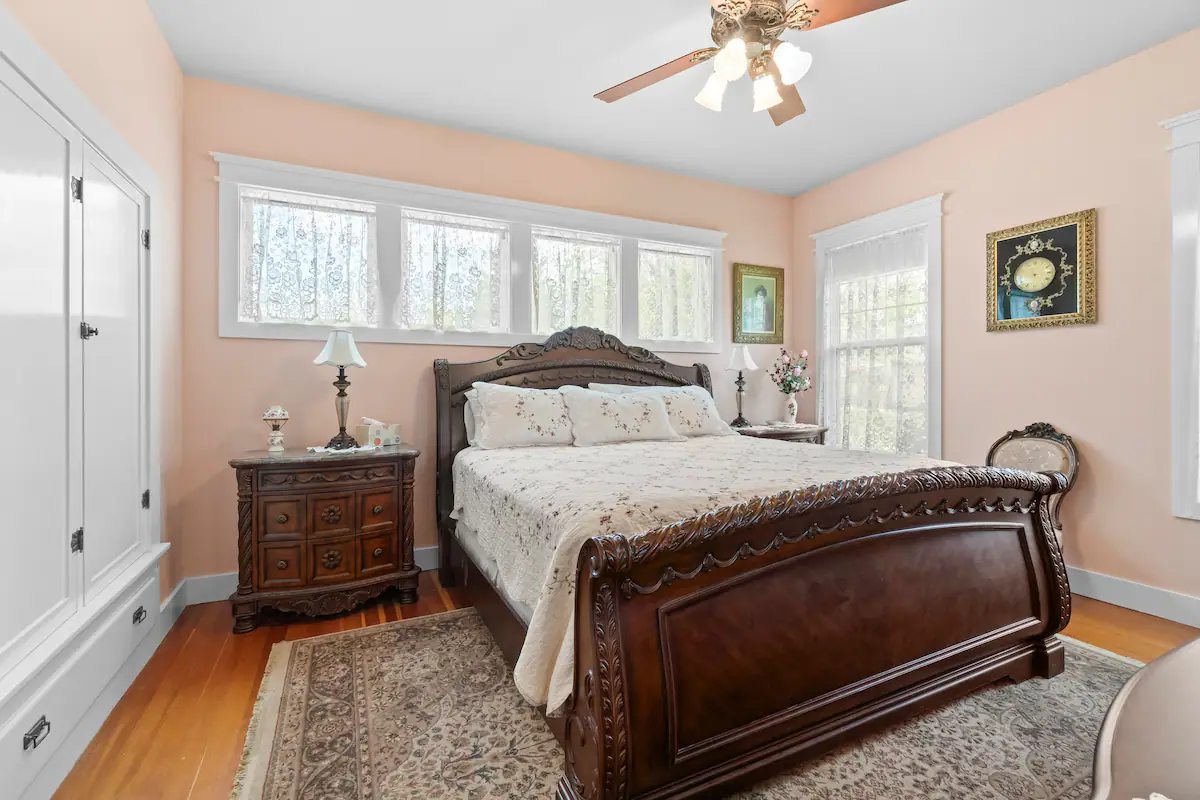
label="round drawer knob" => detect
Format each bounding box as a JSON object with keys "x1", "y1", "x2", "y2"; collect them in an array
[
  {"x1": 373, "y1": 505, "x2": 383, "y2": 515},
  {"x1": 373, "y1": 547, "x2": 384, "y2": 558},
  {"x1": 275, "y1": 513, "x2": 288, "y2": 524},
  {"x1": 276, "y1": 560, "x2": 287, "y2": 569}
]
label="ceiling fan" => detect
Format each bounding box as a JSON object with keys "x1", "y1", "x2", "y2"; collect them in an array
[{"x1": 595, "y1": 0, "x2": 907, "y2": 126}]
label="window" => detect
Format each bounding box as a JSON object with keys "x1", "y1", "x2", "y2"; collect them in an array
[
  {"x1": 638, "y1": 241, "x2": 714, "y2": 343},
  {"x1": 217, "y1": 154, "x2": 725, "y2": 351},
  {"x1": 1165, "y1": 110, "x2": 1200, "y2": 519},
  {"x1": 397, "y1": 209, "x2": 509, "y2": 333},
  {"x1": 813, "y1": 196, "x2": 943, "y2": 457},
  {"x1": 238, "y1": 187, "x2": 378, "y2": 326},
  {"x1": 532, "y1": 227, "x2": 619, "y2": 334}
]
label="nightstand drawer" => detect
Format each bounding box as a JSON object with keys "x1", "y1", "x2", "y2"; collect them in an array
[
  {"x1": 308, "y1": 491, "x2": 355, "y2": 538},
  {"x1": 309, "y1": 536, "x2": 356, "y2": 584},
  {"x1": 358, "y1": 487, "x2": 398, "y2": 533},
  {"x1": 259, "y1": 542, "x2": 304, "y2": 589},
  {"x1": 260, "y1": 496, "x2": 305, "y2": 540},
  {"x1": 358, "y1": 530, "x2": 398, "y2": 578}
]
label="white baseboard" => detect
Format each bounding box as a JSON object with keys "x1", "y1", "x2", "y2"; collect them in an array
[
  {"x1": 1067, "y1": 566, "x2": 1200, "y2": 629},
  {"x1": 176, "y1": 546, "x2": 441, "y2": 608},
  {"x1": 20, "y1": 579, "x2": 187, "y2": 800}
]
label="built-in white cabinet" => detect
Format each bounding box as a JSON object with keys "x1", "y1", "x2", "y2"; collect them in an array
[{"x1": 0, "y1": 29, "x2": 158, "y2": 800}]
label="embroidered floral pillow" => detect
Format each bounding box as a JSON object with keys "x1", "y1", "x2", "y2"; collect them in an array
[
  {"x1": 588, "y1": 384, "x2": 734, "y2": 438},
  {"x1": 471, "y1": 382, "x2": 574, "y2": 449},
  {"x1": 561, "y1": 386, "x2": 684, "y2": 447}
]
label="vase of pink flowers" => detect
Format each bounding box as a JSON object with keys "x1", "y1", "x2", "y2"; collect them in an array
[{"x1": 769, "y1": 348, "x2": 812, "y2": 424}]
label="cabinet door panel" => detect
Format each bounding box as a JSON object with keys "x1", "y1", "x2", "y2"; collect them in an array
[
  {"x1": 0, "y1": 65, "x2": 82, "y2": 676},
  {"x1": 82, "y1": 146, "x2": 146, "y2": 601}
]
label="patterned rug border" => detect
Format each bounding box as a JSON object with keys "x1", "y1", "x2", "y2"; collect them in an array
[
  {"x1": 228, "y1": 619, "x2": 1144, "y2": 800},
  {"x1": 230, "y1": 608, "x2": 479, "y2": 800}
]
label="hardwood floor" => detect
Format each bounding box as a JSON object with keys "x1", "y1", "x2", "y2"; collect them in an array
[{"x1": 52, "y1": 579, "x2": 1196, "y2": 800}]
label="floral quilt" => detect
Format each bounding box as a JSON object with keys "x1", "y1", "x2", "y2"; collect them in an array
[{"x1": 451, "y1": 435, "x2": 952, "y2": 712}]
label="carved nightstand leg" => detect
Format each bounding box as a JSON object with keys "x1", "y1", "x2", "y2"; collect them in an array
[
  {"x1": 397, "y1": 585, "x2": 418, "y2": 604},
  {"x1": 231, "y1": 598, "x2": 259, "y2": 634}
]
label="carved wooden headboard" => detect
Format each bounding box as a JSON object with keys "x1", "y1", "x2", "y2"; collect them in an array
[{"x1": 433, "y1": 326, "x2": 712, "y2": 532}]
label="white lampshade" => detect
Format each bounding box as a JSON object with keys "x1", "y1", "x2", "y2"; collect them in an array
[
  {"x1": 713, "y1": 38, "x2": 748, "y2": 82},
  {"x1": 772, "y1": 42, "x2": 813, "y2": 85},
  {"x1": 694, "y1": 71, "x2": 728, "y2": 112},
  {"x1": 313, "y1": 328, "x2": 366, "y2": 368},
  {"x1": 726, "y1": 346, "x2": 759, "y2": 372},
  {"x1": 752, "y1": 73, "x2": 784, "y2": 112}
]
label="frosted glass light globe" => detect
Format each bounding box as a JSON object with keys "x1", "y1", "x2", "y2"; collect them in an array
[
  {"x1": 752, "y1": 74, "x2": 783, "y2": 112},
  {"x1": 694, "y1": 71, "x2": 728, "y2": 112},
  {"x1": 772, "y1": 42, "x2": 813, "y2": 85},
  {"x1": 713, "y1": 38, "x2": 748, "y2": 82}
]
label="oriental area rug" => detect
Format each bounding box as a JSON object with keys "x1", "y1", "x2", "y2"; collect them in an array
[{"x1": 232, "y1": 608, "x2": 1137, "y2": 800}]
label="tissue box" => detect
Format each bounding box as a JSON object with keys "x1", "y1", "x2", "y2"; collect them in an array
[{"x1": 355, "y1": 423, "x2": 401, "y2": 447}]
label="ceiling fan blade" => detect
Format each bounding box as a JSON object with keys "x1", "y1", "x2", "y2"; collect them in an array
[
  {"x1": 769, "y1": 83, "x2": 807, "y2": 126},
  {"x1": 594, "y1": 48, "x2": 719, "y2": 103},
  {"x1": 765, "y1": 62, "x2": 806, "y2": 126},
  {"x1": 786, "y1": 0, "x2": 907, "y2": 31}
]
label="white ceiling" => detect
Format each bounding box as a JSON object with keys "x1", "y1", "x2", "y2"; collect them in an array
[{"x1": 148, "y1": 0, "x2": 1200, "y2": 196}]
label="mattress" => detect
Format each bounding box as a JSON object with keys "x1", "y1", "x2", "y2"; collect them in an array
[{"x1": 451, "y1": 435, "x2": 952, "y2": 713}]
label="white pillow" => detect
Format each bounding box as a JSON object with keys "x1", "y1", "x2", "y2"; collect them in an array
[
  {"x1": 560, "y1": 386, "x2": 685, "y2": 447},
  {"x1": 471, "y1": 382, "x2": 574, "y2": 449},
  {"x1": 587, "y1": 383, "x2": 734, "y2": 438},
  {"x1": 463, "y1": 389, "x2": 481, "y2": 446}
]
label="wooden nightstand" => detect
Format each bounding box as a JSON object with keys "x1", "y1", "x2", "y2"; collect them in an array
[
  {"x1": 736, "y1": 423, "x2": 828, "y2": 445},
  {"x1": 228, "y1": 445, "x2": 420, "y2": 633}
]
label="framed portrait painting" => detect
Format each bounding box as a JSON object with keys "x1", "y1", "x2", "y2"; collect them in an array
[
  {"x1": 733, "y1": 263, "x2": 785, "y2": 345},
  {"x1": 986, "y1": 209, "x2": 1096, "y2": 332}
]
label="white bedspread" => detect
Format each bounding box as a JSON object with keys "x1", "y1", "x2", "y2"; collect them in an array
[{"x1": 451, "y1": 435, "x2": 952, "y2": 713}]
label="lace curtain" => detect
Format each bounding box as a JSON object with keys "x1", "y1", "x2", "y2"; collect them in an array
[
  {"x1": 532, "y1": 227, "x2": 619, "y2": 334},
  {"x1": 638, "y1": 242, "x2": 713, "y2": 342},
  {"x1": 238, "y1": 187, "x2": 378, "y2": 326},
  {"x1": 396, "y1": 209, "x2": 509, "y2": 332},
  {"x1": 821, "y1": 225, "x2": 930, "y2": 455}
]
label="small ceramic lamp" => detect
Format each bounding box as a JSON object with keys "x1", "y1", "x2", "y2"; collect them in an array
[{"x1": 262, "y1": 406, "x2": 290, "y2": 453}]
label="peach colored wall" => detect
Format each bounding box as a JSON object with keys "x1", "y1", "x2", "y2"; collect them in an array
[
  {"x1": 6, "y1": 0, "x2": 186, "y2": 597},
  {"x1": 792, "y1": 28, "x2": 1200, "y2": 599},
  {"x1": 180, "y1": 77, "x2": 795, "y2": 579}
]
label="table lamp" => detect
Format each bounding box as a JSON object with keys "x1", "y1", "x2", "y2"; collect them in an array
[
  {"x1": 314, "y1": 329, "x2": 367, "y2": 449},
  {"x1": 726, "y1": 346, "x2": 759, "y2": 428}
]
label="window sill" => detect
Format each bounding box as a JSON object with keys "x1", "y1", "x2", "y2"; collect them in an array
[{"x1": 220, "y1": 320, "x2": 722, "y2": 354}]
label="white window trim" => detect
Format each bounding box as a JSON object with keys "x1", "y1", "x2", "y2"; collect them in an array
[
  {"x1": 215, "y1": 153, "x2": 726, "y2": 353},
  {"x1": 810, "y1": 194, "x2": 944, "y2": 458},
  {"x1": 1164, "y1": 110, "x2": 1200, "y2": 520}
]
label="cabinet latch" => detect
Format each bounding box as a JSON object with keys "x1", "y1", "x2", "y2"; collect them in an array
[
  {"x1": 70, "y1": 528, "x2": 83, "y2": 553},
  {"x1": 23, "y1": 716, "x2": 51, "y2": 750}
]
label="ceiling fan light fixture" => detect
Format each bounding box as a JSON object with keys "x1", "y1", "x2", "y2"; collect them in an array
[
  {"x1": 713, "y1": 37, "x2": 748, "y2": 82},
  {"x1": 694, "y1": 71, "x2": 728, "y2": 112},
  {"x1": 772, "y1": 42, "x2": 813, "y2": 85},
  {"x1": 752, "y1": 73, "x2": 783, "y2": 112}
]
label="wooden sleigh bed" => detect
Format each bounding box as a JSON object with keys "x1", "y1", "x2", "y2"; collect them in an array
[{"x1": 434, "y1": 327, "x2": 1071, "y2": 800}]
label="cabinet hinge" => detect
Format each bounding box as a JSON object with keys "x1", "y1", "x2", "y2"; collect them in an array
[
  {"x1": 70, "y1": 528, "x2": 83, "y2": 553},
  {"x1": 70, "y1": 177, "x2": 82, "y2": 202},
  {"x1": 141, "y1": 489, "x2": 150, "y2": 509},
  {"x1": 141, "y1": 229, "x2": 150, "y2": 250}
]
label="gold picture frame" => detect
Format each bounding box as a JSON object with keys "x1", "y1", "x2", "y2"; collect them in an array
[
  {"x1": 986, "y1": 209, "x2": 1096, "y2": 332},
  {"x1": 733, "y1": 263, "x2": 785, "y2": 345}
]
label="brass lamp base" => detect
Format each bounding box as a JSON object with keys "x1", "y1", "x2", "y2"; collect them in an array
[{"x1": 326, "y1": 367, "x2": 359, "y2": 450}]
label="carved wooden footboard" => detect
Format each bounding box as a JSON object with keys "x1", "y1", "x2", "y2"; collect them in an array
[{"x1": 557, "y1": 466, "x2": 1070, "y2": 800}]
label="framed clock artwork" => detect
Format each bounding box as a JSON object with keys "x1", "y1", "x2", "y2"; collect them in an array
[{"x1": 986, "y1": 209, "x2": 1097, "y2": 332}]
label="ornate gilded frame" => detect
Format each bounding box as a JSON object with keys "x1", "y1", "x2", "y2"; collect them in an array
[
  {"x1": 986, "y1": 209, "x2": 1096, "y2": 332},
  {"x1": 733, "y1": 262, "x2": 785, "y2": 344}
]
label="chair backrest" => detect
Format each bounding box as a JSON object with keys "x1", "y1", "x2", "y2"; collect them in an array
[{"x1": 986, "y1": 422, "x2": 1078, "y2": 530}]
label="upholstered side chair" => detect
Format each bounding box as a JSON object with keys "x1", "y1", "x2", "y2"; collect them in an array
[{"x1": 986, "y1": 422, "x2": 1078, "y2": 534}]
